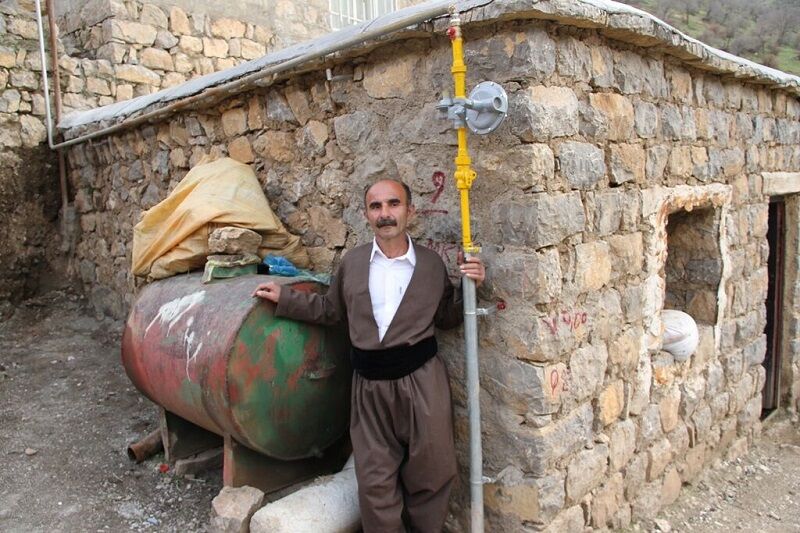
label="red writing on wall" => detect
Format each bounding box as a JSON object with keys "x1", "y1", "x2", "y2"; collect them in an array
[
  {"x1": 425, "y1": 239, "x2": 460, "y2": 266},
  {"x1": 549, "y1": 367, "x2": 570, "y2": 396},
  {"x1": 542, "y1": 310, "x2": 589, "y2": 335}
]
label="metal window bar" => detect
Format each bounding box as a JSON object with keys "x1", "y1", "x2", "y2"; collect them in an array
[{"x1": 330, "y1": 0, "x2": 396, "y2": 29}]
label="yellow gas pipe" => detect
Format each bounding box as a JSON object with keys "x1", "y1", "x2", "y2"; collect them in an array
[
  {"x1": 448, "y1": 13, "x2": 479, "y2": 254},
  {"x1": 447, "y1": 8, "x2": 485, "y2": 532}
]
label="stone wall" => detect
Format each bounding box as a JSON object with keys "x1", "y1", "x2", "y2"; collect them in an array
[
  {"x1": 0, "y1": 0, "x2": 60, "y2": 305},
  {"x1": 61, "y1": 7, "x2": 800, "y2": 532},
  {"x1": 56, "y1": 0, "x2": 284, "y2": 111},
  {"x1": 54, "y1": 0, "x2": 427, "y2": 113}
]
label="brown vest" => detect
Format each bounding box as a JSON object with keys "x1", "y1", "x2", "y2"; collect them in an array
[{"x1": 275, "y1": 241, "x2": 463, "y2": 350}]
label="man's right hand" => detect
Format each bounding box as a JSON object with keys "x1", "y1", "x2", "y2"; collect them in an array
[{"x1": 252, "y1": 281, "x2": 281, "y2": 303}]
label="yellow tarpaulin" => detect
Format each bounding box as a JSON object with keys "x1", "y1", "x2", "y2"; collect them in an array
[{"x1": 132, "y1": 157, "x2": 309, "y2": 280}]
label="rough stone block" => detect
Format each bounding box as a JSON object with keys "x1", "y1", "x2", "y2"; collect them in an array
[
  {"x1": 631, "y1": 480, "x2": 661, "y2": 521},
  {"x1": 591, "y1": 46, "x2": 614, "y2": 88},
  {"x1": 104, "y1": 19, "x2": 158, "y2": 45},
  {"x1": 253, "y1": 131, "x2": 295, "y2": 162},
  {"x1": 495, "y1": 192, "x2": 585, "y2": 248},
  {"x1": 589, "y1": 93, "x2": 634, "y2": 140},
  {"x1": 475, "y1": 143, "x2": 554, "y2": 192},
  {"x1": 610, "y1": 143, "x2": 645, "y2": 185},
  {"x1": 209, "y1": 227, "x2": 262, "y2": 255},
  {"x1": 661, "y1": 466, "x2": 682, "y2": 507},
  {"x1": 591, "y1": 472, "x2": 624, "y2": 529},
  {"x1": 557, "y1": 36, "x2": 591, "y2": 81},
  {"x1": 591, "y1": 191, "x2": 620, "y2": 236},
  {"x1": 624, "y1": 451, "x2": 649, "y2": 500},
  {"x1": 492, "y1": 248, "x2": 561, "y2": 306},
  {"x1": 709, "y1": 147, "x2": 746, "y2": 179},
  {"x1": 8, "y1": 17, "x2": 38, "y2": 39},
  {"x1": 204, "y1": 37, "x2": 229, "y2": 58},
  {"x1": 558, "y1": 141, "x2": 606, "y2": 189},
  {"x1": 678, "y1": 443, "x2": 706, "y2": 483},
  {"x1": 647, "y1": 437, "x2": 673, "y2": 482},
  {"x1": 634, "y1": 100, "x2": 659, "y2": 138},
  {"x1": 0, "y1": 46, "x2": 16, "y2": 68},
  {"x1": 241, "y1": 39, "x2": 266, "y2": 60},
  {"x1": 609, "y1": 327, "x2": 642, "y2": 371},
  {"x1": 211, "y1": 18, "x2": 246, "y2": 39},
  {"x1": 659, "y1": 385, "x2": 681, "y2": 433},
  {"x1": 606, "y1": 232, "x2": 643, "y2": 278},
  {"x1": 285, "y1": 86, "x2": 312, "y2": 125},
  {"x1": 222, "y1": 108, "x2": 248, "y2": 137},
  {"x1": 668, "y1": 67, "x2": 693, "y2": 102},
  {"x1": 597, "y1": 380, "x2": 625, "y2": 427},
  {"x1": 154, "y1": 30, "x2": 179, "y2": 49},
  {"x1": 566, "y1": 444, "x2": 608, "y2": 503},
  {"x1": 609, "y1": 419, "x2": 636, "y2": 472},
  {"x1": 266, "y1": 91, "x2": 296, "y2": 123},
  {"x1": 542, "y1": 505, "x2": 585, "y2": 533},
  {"x1": 525, "y1": 403, "x2": 594, "y2": 476},
  {"x1": 140, "y1": 47, "x2": 174, "y2": 71},
  {"x1": 363, "y1": 54, "x2": 417, "y2": 99},
  {"x1": 568, "y1": 342, "x2": 608, "y2": 404},
  {"x1": 510, "y1": 86, "x2": 579, "y2": 141},
  {"x1": 646, "y1": 144, "x2": 670, "y2": 182},
  {"x1": 661, "y1": 104, "x2": 696, "y2": 141},
  {"x1": 170, "y1": 6, "x2": 192, "y2": 35},
  {"x1": 638, "y1": 404, "x2": 662, "y2": 450},
  {"x1": 210, "y1": 485, "x2": 264, "y2": 533},
  {"x1": 228, "y1": 137, "x2": 254, "y2": 163},
  {"x1": 115, "y1": 64, "x2": 160, "y2": 85},
  {"x1": 484, "y1": 469, "x2": 543, "y2": 524},
  {"x1": 19, "y1": 115, "x2": 46, "y2": 147},
  {"x1": 743, "y1": 335, "x2": 767, "y2": 367},
  {"x1": 141, "y1": 4, "x2": 168, "y2": 28},
  {"x1": 179, "y1": 35, "x2": 203, "y2": 53},
  {"x1": 86, "y1": 77, "x2": 111, "y2": 96},
  {"x1": 574, "y1": 241, "x2": 611, "y2": 292},
  {"x1": 668, "y1": 145, "x2": 692, "y2": 177},
  {"x1": 333, "y1": 111, "x2": 381, "y2": 154}
]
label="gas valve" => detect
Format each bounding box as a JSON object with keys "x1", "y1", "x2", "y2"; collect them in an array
[{"x1": 436, "y1": 81, "x2": 509, "y2": 134}]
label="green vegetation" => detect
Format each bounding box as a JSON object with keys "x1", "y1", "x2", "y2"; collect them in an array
[{"x1": 618, "y1": 0, "x2": 800, "y2": 76}]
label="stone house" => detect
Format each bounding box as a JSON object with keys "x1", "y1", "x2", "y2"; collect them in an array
[{"x1": 3, "y1": 0, "x2": 800, "y2": 529}]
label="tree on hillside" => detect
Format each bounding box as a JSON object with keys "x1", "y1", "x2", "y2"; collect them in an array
[{"x1": 619, "y1": 0, "x2": 800, "y2": 75}]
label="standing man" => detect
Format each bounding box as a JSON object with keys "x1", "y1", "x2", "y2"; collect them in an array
[{"x1": 253, "y1": 179, "x2": 485, "y2": 532}]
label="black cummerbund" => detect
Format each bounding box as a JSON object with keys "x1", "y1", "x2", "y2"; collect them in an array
[{"x1": 351, "y1": 336, "x2": 438, "y2": 380}]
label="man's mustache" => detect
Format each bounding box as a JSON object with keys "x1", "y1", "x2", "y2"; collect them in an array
[{"x1": 376, "y1": 218, "x2": 397, "y2": 228}]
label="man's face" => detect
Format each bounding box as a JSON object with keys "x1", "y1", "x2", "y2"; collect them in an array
[{"x1": 364, "y1": 180, "x2": 415, "y2": 241}]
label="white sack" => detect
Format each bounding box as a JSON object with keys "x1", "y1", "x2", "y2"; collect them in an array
[{"x1": 661, "y1": 309, "x2": 699, "y2": 361}]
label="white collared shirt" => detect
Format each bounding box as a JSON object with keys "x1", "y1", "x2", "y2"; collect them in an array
[{"x1": 369, "y1": 235, "x2": 416, "y2": 342}]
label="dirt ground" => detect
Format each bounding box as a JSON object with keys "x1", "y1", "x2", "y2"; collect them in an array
[
  {"x1": 638, "y1": 413, "x2": 800, "y2": 533},
  {"x1": 0, "y1": 290, "x2": 220, "y2": 532},
  {"x1": 1, "y1": 290, "x2": 799, "y2": 532}
]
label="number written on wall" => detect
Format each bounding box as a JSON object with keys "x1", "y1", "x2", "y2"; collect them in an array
[{"x1": 542, "y1": 310, "x2": 589, "y2": 336}]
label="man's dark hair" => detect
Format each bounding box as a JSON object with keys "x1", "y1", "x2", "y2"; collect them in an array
[{"x1": 363, "y1": 179, "x2": 413, "y2": 207}]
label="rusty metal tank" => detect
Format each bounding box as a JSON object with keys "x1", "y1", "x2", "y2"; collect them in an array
[{"x1": 121, "y1": 272, "x2": 351, "y2": 462}]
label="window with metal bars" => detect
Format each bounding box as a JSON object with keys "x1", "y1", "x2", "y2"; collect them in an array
[{"x1": 329, "y1": 0, "x2": 397, "y2": 30}]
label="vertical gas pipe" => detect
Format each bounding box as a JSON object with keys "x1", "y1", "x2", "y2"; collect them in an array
[{"x1": 446, "y1": 9, "x2": 484, "y2": 532}]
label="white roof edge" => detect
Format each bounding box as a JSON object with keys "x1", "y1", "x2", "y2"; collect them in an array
[{"x1": 60, "y1": 0, "x2": 800, "y2": 134}]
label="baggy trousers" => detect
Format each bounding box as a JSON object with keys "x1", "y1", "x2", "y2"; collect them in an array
[{"x1": 350, "y1": 355, "x2": 457, "y2": 533}]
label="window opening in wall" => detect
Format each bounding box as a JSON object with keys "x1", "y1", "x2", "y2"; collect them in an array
[
  {"x1": 664, "y1": 208, "x2": 723, "y2": 331},
  {"x1": 329, "y1": 0, "x2": 397, "y2": 30},
  {"x1": 762, "y1": 198, "x2": 785, "y2": 417}
]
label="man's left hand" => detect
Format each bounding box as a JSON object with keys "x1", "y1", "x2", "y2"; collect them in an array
[{"x1": 459, "y1": 255, "x2": 486, "y2": 288}]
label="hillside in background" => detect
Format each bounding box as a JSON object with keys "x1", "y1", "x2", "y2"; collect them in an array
[{"x1": 618, "y1": 0, "x2": 800, "y2": 75}]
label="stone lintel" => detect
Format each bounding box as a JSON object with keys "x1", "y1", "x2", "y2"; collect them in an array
[{"x1": 762, "y1": 172, "x2": 800, "y2": 196}]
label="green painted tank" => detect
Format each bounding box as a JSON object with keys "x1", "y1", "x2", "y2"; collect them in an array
[{"x1": 121, "y1": 272, "x2": 351, "y2": 461}]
